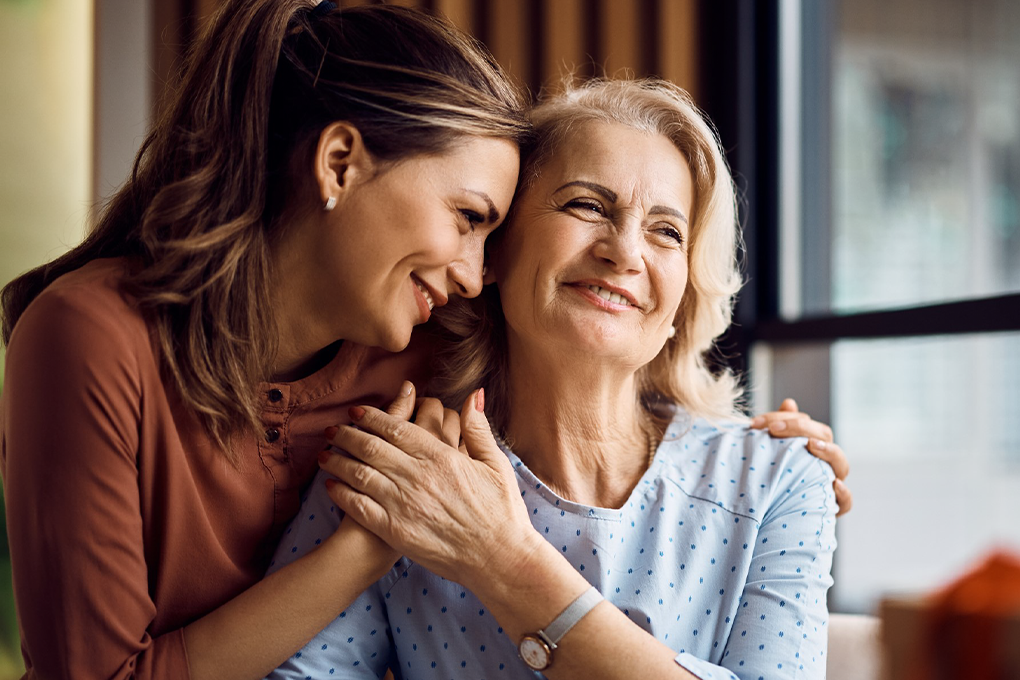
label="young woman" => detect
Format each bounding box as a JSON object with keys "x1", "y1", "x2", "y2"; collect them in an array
[{"x1": 0, "y1": 2, "x2": 526, "y2": 678}]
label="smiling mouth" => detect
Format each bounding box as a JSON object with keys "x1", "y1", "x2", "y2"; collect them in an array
[
  {"x1": 585, "y1": 284, "x2": 633, "y2": 307},
  {"x1": 414, "y1": 278, "x2": 435, "y2": 311}
]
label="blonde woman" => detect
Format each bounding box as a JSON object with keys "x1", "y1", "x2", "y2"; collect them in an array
[{"x1": 270, "y1": 79, "x2": 839, "y2": 679}]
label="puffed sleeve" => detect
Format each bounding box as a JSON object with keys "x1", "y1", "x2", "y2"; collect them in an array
[
  {"x1": 675, "y1": 442, "x2": 837, "y2": 680},
  {"x1": 1, "y1": 287, "x2": 191, "y2": 679},
  {"x1": 266, "y1": 469, "x2": 393, "y2": 679}
]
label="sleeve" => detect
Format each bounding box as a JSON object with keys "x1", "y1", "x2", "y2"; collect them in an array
[
  {"x1": 266, "y1": 470, "x2": 394, "y2": 679},
  {"x1": 674, "y1": 443, "x2": 837, "y2": 680},
  {"x1": 0, "y1": 289, "x2": 191, "y2": 679}
]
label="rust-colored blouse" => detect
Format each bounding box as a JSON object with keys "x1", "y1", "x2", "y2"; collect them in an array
[{"x1": 0, "y1": 258, "x2": 426, "y2": 679}]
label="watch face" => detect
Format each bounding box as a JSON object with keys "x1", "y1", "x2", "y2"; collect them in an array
[{"x1": 519, "y1": 635, "x2": 551, "y2": 670}]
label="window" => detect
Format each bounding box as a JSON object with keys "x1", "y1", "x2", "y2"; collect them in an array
[{"x1": 699, "y1": 0, "x2": 1020, "y2": 614}]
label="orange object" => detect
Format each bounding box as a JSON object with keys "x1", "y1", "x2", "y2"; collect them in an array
[{"x1": 882, "y1": 550, "x2": 1020, "y2": 680}]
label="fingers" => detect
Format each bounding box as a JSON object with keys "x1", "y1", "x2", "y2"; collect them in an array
[
  {"x1": 348, "y1": 404, "x2": 451, "y2": 461},
  {"x1": 807, "y1": 438, "x2": 849, "y2": 480},
  {"x1": 412, "y1": 398, "x2": 463, "y2": 448},
  {"x1": 779, "y1": 398, "x2": 799, "y2": 412},
  {"x1": 750, "y1": 411, "x2": 834, "y2": 442},
  {"x1": 385, "y1": 381, "x2": 416, "y2": 420},
  {"x1": 319, "y1": 447, "x2": 397, "y2": 502},
  {"x1": 458, "y1": 389, "x2": 504, "y2": 465},
  {"x1": 834, "y1": 479, "x2": 853, "y2": 517},
  {"x1": 324, "y1": 477, "x2": 391, "y2": 538}
]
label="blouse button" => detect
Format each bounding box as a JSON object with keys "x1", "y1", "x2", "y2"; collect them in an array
[
  {"x1": 268, "y1": 388, "x2": 284, "y2": 403},
  {"x1": 265, "y1": 428, "x2": 280, "y2": 443}
]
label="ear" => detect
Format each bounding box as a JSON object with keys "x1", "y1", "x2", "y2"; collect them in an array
[{"x1": 313, "y1": 121, "x2": 375, "y2": 206}]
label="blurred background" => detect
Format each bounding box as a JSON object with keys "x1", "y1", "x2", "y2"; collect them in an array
[{"x1": 1, "y1": 0, "x2": 1018, "y2": 675}]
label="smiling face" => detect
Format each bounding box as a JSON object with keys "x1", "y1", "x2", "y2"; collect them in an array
[
  {"x1": 493, "y1": 120, "x2": 694, "y2": 369},
  {"x1": 297, "y1": 134, "x2": 520, "y2": 353}
]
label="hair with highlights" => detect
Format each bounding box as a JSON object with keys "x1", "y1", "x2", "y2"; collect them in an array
[
  {"x1": 430, "y1": 77, "x2": 744, "y2": 435},
  {"x1": 1, "y1": 0, "x2": 530, "y2": 459}
]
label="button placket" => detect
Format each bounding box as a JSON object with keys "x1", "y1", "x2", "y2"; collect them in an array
[{"x1": 259, "y1": 385, "x2": 291, "y2": 464}]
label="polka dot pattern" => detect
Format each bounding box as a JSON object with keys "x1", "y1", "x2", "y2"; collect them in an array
[{"x1": 266, "y1": 413, "x2": 837, "y2": 679}]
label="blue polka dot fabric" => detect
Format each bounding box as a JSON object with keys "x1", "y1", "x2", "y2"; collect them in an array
[{"x1": 266, "y1": 412, "x2": 837, "y2": 679}]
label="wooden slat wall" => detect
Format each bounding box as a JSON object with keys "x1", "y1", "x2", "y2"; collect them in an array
[{"x1": 153, "y1": 0, "x2": 699, "y2": 107}]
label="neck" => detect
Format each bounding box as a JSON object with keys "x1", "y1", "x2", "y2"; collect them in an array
[
  {"x1": 268, "y1": 216, "x2": 351, "y2": 381},
  {"x1": 503, "y1": 335, "x2": 658, "y2": 509}
]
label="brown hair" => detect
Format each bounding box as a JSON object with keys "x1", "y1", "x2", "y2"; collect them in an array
[
  {"x1": 1, "y1": 0, "x2": 530, "y2": 459},
  {"x1": 429, "y1": 78, "x2": 744, "y2": 436}
]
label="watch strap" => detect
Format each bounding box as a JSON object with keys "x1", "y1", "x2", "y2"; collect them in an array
[{"x1": 541, "y1": 586, "x2": 604, "y2": 646}]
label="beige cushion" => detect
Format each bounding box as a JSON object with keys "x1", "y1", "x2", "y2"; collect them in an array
[{"x1": 826, "y1": 613, "x2": 882, "y2": 680}]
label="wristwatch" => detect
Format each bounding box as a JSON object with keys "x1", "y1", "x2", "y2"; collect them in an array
[{"x1": 518, "y1": 586, "x2": 604, "y2": 671}]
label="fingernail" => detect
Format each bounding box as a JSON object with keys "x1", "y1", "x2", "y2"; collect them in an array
[
  {"x1": 771, "y1": 420, "x2": 787, "y2": 432},
  {"x1": 751, "y1": 416, "x2": 764, "y2": 428},
  {"x1": 318, "y1": 449, "x2": 331, "y2": 464},
  {"x1": 349, "y1": 406, "x2": 366, "y2": 422},
  {"x1": 475, "y1": 388, "x2": 485, "y2": 413},
  {"x1": 812, "y1": 438, "x2": 826, "y2": 450},
  {"x1": 324, "y1": 426, "x2": 339, "y2": 439},
  {"x1": 325, "y1": 478, "x2": 336, "y2": 490},
  {"x1": 402, "y1": 381, "x2": 414, "y2": 396}
]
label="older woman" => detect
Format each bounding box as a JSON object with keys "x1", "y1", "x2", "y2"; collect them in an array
[{"x1": 269, "y1": 79, "x2": 837, "y2": 680}]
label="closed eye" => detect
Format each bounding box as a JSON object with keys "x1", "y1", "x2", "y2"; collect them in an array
[
  {"x1": 460, "y1": 209, "x2": 485, "y2": 231},
  {"x1": 564, "y1": 197, "x2": 606, "y2": 216},
  {"x1": 655, "y1": 224, "x2": 685, "y2": 245}
]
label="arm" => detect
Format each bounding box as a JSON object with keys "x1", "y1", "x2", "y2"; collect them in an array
[
  {"x1": 1, "y1": 292, "x2": 404, "y2": 680},
  {"x1": 262, "y1": 470, "x2": 394, "y2": 679},
  {"x1": 677, "y1": 445, "x2": 837, "y2": 679}
]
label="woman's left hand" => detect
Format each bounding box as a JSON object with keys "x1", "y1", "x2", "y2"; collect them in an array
[
  {"x1": 317, "y1": 390, "x2": 539, "y2": 591},
  {"x1": 750, "y1": 398, "x2": 853, "y2": 516}
]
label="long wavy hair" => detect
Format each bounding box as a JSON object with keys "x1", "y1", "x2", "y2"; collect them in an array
[
  {"x1": 430, "y1": 78, "x2": 744, "y2": 436},
  {"x1": 0, "y1": 0, "x2": 530, "y2": 459}
]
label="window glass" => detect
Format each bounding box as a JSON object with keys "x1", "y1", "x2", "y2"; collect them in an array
[
  {"x1": 827, "y1": 0, "x2": 1020, "y2": 314},
  {"x1": 830, "y1": 332, "x2": 1020, "y2": 612}
]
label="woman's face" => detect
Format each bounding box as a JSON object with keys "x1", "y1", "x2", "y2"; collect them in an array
[
  {"x1": 311, "y1": 136, "x2": 519, "y2": 352},
  {"x1": 494, "y1": 121, "x2": 693, "y2": 369}
]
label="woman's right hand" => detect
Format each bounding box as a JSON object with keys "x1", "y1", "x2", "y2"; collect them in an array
[{"x1": 317, "y1": 389, "x2": 538, "y2": 592}]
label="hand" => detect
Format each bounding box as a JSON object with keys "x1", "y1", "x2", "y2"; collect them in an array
[
  {"x1": 318, "y1": 390, "x2": 536, "y2": 590},
  {"x1": 750, "y1": 398, "x2": 853, "y2": 517},
  {"x1": 321, "y1": 381, "x2": 418, "y2": 566}
]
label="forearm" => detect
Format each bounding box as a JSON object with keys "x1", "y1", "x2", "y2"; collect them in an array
[
  {"x1": 184, "y1": 520, "x2": 395, "y2": 680},
  {"x1": 466, "y1": 534, "x2": 699, "y2": 680}
]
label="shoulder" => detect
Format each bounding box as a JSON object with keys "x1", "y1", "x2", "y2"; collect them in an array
[
  {"x1": 656, "y1": 411, "x2": 835, "y2": 521},
  {"x1": 4, "y1": 258, "x2": 153, "y2": 403},
  {"x1": 8, "y1": 258, "x2": 148, "y2": 355}
]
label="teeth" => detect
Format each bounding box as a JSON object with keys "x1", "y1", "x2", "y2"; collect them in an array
[
  {"x1": 415, "y1": 281, "x2": 435, "y2": 310},
  {"x1": 586, "y1": 284, "x2": 631, "y2": 306}
]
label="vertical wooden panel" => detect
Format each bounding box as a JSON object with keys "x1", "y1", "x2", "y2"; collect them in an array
[
  {"x1": 386, "y1": 0, "x2": 425, "y2": 8},
  {"x1": 540, "y1": 0, "x2": 584, "y2": 91},
  {"x1": 658, "y1": 0, "x2": 698, "y2": 96},
  {"x1": 600, "y1": 0, "x2": 640, "y2": 77},
  {"x1": 434, "y1": 0, "x2": 476, "y2": 35},
  {"x1": 486, "y1": 0, "x2": 531, "y2": 89}
]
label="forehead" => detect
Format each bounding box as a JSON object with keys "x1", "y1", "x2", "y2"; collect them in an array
[{"x1": 535, "y1": 121, "x2": 692, "y2": 201}]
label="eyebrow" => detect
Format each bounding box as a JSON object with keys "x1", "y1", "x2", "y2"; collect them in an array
[
  {"x1": 555, "y1": 181, "x2": 688, "y2": 224},
  {"x1": 465, "y1": 190, "x2": 500, "y2": 223}
]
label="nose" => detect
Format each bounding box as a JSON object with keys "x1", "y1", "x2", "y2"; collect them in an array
[
  {"x1": 592, "y1": 220, "x2": 645, "y2": 273},
  {"x1": 447, "y1": 235, "x2": 485, "y2": 299}
]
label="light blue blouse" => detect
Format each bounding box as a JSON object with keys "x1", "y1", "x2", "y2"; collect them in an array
[{"x1": 266, "y1": 412, "x2": 837, "y2": 680}]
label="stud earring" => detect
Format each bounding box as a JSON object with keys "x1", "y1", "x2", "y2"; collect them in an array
[
  {"x1": 667, "y1": 326, "x2": 676, "y2": 339},
  {"x1": 323, "y1": 196, "x2": 337, "y2": 211},
  {"x1": 481, "y1": 264, "x2": 488, "y2": 277}
]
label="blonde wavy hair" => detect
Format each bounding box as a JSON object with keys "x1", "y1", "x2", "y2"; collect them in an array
[{"x1": 429, "y1": 78, "x2": 745, "y2": 435}]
